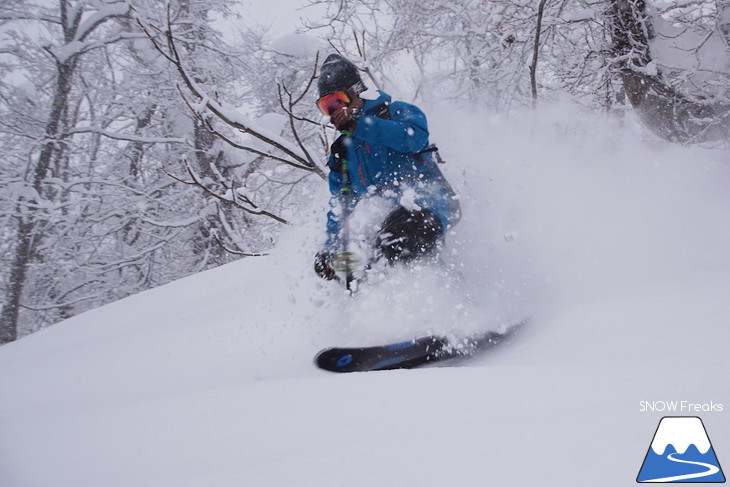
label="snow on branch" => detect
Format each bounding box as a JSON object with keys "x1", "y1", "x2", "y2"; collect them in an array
[
  {"x1": 165, "y1": 157, "x2": 289, "y2": 225},
  {"x1": 49, "y1": 31, "x2": 148, "y2": 64},
  {"x1": 68, "y1": 126, "x2": 186, "y2": 144},
  {"x1": 213, "y1": 234, "x2": 268, "y2": 257},
  {"x1": 0, "y1": 10, "x2": 61, "y2": 24},
  {"x1": 72, "y1": 1, "x2": 129, "y2": 43},
  {"x1": 608, "y1": 0, "x2": 730, "y2": 143},
  {"x1": 46, "y1": 1, "x2": 134, "y2": 64},
  {"x1": 21, "y1": 287, "x2": 111, "y2": 312}
]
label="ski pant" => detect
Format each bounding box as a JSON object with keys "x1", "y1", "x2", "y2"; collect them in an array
[{"x1": 375, "y1": 206, "x2": 443, "y2": 263}]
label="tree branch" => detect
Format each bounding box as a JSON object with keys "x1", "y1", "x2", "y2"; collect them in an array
[
  {"x1": 165, "y1": 158, "x2": 289, "y2": 225},
  {"x1": 136, "y1": 8, "x2": 325, "y2": 179}
]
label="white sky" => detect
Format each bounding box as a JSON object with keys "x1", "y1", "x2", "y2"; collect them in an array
[{"x1": 230, "y1": 0, "x2": 314, "y2": 36}]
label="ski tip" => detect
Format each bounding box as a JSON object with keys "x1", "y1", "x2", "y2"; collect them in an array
[{"x1": 314, "y1": 347, "x2": 357, "y2": 373}]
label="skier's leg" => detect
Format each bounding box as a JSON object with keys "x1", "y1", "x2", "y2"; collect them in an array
[{"x1": 375, "y1": 206, "x2": 443, "y2": 263}]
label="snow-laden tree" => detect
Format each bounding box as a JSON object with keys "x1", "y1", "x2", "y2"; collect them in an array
[
  {"x1": 303, "y1": 0, "x2": 730, "y2": 134},
  {"x1": 608, "y1": 0, "x2": 730, "y2": 142},
  {"x1": 1, "y1": 0, "x2": 140, "y2": 342},
  {"x1": 3, "y1": 0, "x2": 727, "y2": 344},
  {"x1": 0, "y1": 0, "x2": 267, "y2": 342},
  {"x1": 303, "y1": 0, "x2": 617, "y2": 109},
  {"x1": 134, "y1": 10, "x2": 330, "y2": 227}
]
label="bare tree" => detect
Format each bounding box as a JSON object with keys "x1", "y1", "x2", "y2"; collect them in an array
[
  {"x1": 531, "y1": 0, "x2": 551, "y2": 107},
  {"x1": 1, "y1": 0, "x2": 133, "y2": 343},
  {"x1": 138, "y1": 9, "x2": 326, "y2": 174},
  {"x1": 1, "y1": 0, "x2": 242, "y2": 341},
  {"x1": 607, "y1": 0, "x2": 730, "y2": 143},
  {"x1": 135, "y1": 7, "x2": 328, "y2": 232}
]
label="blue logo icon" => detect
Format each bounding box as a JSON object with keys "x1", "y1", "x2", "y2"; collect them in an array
[
  {"x1": 637, "y1": 416, "x2": 725, "y2": 483},
  {"x1": 335, "y1": 354, "x2": 353, "y2": 367}
]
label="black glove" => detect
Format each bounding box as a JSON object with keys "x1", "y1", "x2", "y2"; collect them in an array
[
  {"x1": 314, "y1": 251, "x2": 336, "y2": 280},
  {"x1": 330, "y1": 106, "x2": 361, "y2": 132}
]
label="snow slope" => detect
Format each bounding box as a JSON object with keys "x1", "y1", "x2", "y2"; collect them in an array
[{"x1": 2, "y1": 104, "x2": 729, "y2": 487}]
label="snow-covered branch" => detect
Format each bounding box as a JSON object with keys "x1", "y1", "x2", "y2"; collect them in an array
[
  {"x1": 608, "y1": 0, "x2": 730, "y2": 143},
  {"x1": 166, "y1": 158, "x2": 289, "y2": 225},
  {"x1": 68, "y1": 126, "x2": 186, "y2": 144},
  {"x1": 136, "y1": 9, "x2": 326, "y2": 179},
  {"x1": 50, "y1": 31, "x2": 147, "y2": 63},
  {"x1": 73, "y1": 1, "x2": 129, "y2": 43}
]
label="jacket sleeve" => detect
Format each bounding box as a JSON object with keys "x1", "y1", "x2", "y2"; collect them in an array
[{"x1": 352, "y1": 101, "x2": 429, "y2": 154}]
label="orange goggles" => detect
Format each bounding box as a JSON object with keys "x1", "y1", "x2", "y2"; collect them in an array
[{"x1": 316, "y1": 91, "x2": 351, "y2": 116}]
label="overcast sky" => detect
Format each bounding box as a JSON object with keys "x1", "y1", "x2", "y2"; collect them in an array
[{"x1": 228, "y1": 0, "x2": 314, "y2": 37}]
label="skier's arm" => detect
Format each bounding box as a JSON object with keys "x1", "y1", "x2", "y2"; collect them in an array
[
  {"x1": 352, "y1": 102, "x2": 429, "y2": 154},
  {"x1": 324, "y1": 166, "x2": 343, "y2": 252}
]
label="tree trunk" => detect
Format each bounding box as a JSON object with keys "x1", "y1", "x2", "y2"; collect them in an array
[
  {"x1": 530, "y1": 0, "x2": 549, "y2": 108},
  {"x1": 718, "y1": 0, "x2": 730, "y2": 46},
  {"x1": 607, "y1": 0, "x2": 730, "y2": 143},
  {"x1": 1, "y1": 59, "x2": 75, "y2": 343}
]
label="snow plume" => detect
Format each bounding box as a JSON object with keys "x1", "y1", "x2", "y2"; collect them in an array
[
  {"x1": 268, "y1": 98, "x2": 730, "y2": 349},
  {"x1": 428, "y1": 99, "x2": 730, "y2": 311}
]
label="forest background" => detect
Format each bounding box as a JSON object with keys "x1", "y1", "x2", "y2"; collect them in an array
[{"x1": 1, "y1": 0, "x2": 728, "y2": 343}]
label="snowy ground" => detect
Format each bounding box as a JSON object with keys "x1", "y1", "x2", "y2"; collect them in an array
[{"x1": 1, "y1": 104, "x2": 729, "y2": 486}]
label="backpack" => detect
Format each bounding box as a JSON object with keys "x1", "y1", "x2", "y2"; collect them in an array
[{"x1": 375, "y1": 102, "x2": 462, "y2": 227}]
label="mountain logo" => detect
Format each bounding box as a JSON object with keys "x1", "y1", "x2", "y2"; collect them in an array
[{"x1": 637, "y1": 416, "x2": 725, "y2": 483}]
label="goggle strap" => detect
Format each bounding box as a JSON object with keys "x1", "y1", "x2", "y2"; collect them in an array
[{"x1": 351, "y1": 81, "x2": 366, "y2": 95}]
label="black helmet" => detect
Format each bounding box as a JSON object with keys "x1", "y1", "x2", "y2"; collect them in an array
[{"x1": 318, "y1": 54, "x2": 363, "y2": 97}]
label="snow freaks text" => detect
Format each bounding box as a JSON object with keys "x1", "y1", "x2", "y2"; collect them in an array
[{"x1": 639, "y1": 401, "x2": 724, "y2": 413}]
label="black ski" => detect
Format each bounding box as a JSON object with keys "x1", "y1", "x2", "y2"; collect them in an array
[{"x1": 314, "y1": 319, "x2": 527, "y2": 373}]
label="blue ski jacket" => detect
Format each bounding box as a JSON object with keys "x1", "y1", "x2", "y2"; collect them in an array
[{"x1": 324, "y1": 91, "x2": 459, "y2": 252}]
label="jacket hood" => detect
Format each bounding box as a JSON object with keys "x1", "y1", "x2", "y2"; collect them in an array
[{"x1": 361, "y1": 90, "x2": 391, "y2": 113}]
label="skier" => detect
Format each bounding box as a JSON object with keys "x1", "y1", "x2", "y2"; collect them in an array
[{"x1": 313, "y1": 54, "x2": 460, "y2": 281}]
